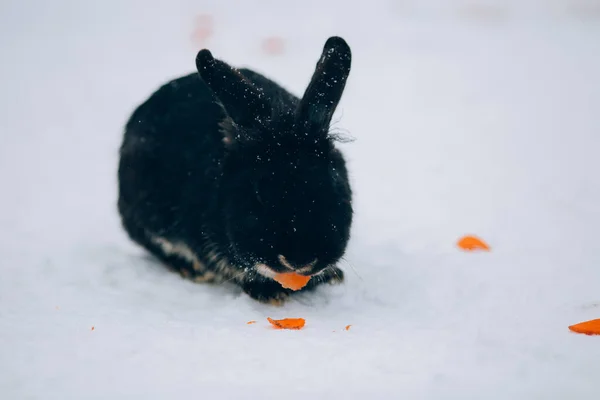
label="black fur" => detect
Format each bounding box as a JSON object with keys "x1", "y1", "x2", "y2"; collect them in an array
[{"x1": 118, "y1": 36, "x2": 353, "y2": 304}]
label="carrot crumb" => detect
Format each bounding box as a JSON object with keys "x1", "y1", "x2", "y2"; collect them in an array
[
  {"x1": 345, "y1": 325, "x2": 352, "y2": 331},
  {"x1": 91, "y1": 326, "x2": 95, "y2": 331},
  {"x1": 190, "y1": 14, "x2": 214, "y2": 46},
  {"x1": 267, "y1": 317, "x2": 305, "y2": 330},
  {"x1": 261, "y1": 36, "x2": 285, "y2": 55},
  {"x1": 457, "y1": 235, "x2": 490, "y2": 251},
  {"x1": 246, "y1": 320, "x2": 257, "y2": 325},
  {"x1": 568, "y1": 319, "x2": 600, "y2": 335},
  {"x1": 273, "y1": 272, "x2": 311, "y2": 291}
]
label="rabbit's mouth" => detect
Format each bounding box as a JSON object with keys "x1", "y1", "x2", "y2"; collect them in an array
[
  {"x1": 255, "y1": 256, "x2": 320, "y2": 279},
  {"x1": 255, "y1": 264, "x2": 278, "y2": 279}
]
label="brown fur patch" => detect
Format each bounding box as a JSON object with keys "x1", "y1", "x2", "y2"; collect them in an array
[
  {"x1": 218, "y1": 117, "x2": 236, "y2": 145},
  {"x1": 150, "y1": 236, "x2": 202, "y2": 266},
  {"x1": 147, "y1": 233, "x2": 247, "y2": 285},
  {"x1": 267, "y1": 295, "x2": 288, "y2": 306},
  {"x1": 193, "y1": 272, "x2": 217, "y2": 283},
  {"x1": 179, "y1": 268, "x2": 191, "y2": 278}
]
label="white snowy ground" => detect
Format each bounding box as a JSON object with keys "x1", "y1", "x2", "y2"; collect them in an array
[{"x1": 1, "y1": 0, "x2": 600, "y2": 398}]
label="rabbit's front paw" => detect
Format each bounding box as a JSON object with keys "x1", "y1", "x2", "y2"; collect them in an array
[
  {"x1": 301, "y1": 266, "x2": 345, "y2": 292},
  {"x1": 242, "y1": 280, "x2": 290, "y2": 305},
  {"x1": 317, "y1": 266, "x2": 345, "y2": 285},
  {"x1": 177, "y1": 261, "x2": 217, "y2": 283}
]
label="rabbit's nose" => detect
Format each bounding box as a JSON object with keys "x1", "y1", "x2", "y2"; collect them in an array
[{"x1": 278, "y1": 255, "x2": 318, "y2": 275}]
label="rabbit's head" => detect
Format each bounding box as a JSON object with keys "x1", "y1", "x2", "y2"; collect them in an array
[{"x1": 196, "y1": 37, "x2": 353, "y2": 277}]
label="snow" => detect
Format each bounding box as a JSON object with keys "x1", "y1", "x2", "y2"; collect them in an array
[{"x1": 2, "y1": 0, "x2": 600, "y2": 398}]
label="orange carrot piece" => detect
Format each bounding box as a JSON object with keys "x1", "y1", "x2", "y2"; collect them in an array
[
  {"x1": 345, "y1": 325, "x2": 352, "y2": 331},
  {"x1": 568, "y1": 319, "x2": 600, "y2": 335},
  {"x1": 267, "y1": 317, "x2": 306, "y2": 330},
  {"x1": 246, "y1": 320, "x2": 257, "y2": 325},
  {"x1": 273, "y1": 272, "x2": 311, "y2": 291},
  {"x1": 457, "y1": 235, "x2": 490, "y2": 251}
]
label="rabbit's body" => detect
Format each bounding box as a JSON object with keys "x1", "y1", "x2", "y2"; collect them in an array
[{"x1": 118, "y1": 37, "x2": 353, "y2": 303}]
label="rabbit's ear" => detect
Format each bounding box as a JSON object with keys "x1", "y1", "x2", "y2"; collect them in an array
[
  {"x1": 196, "y1": 49, "x2": 271, "y2": 129},
  {"x1": 296, "y1": 37, "x2": 351, "y2": 131}
]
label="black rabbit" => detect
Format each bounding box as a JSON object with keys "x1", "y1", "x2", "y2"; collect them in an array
[{"x1": 118, "y1": 36, "x2": 354, "y2": 304}]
